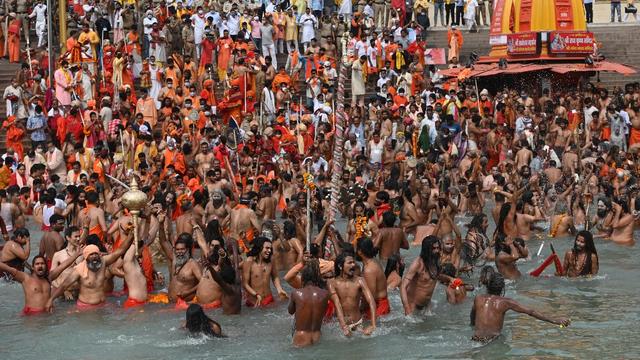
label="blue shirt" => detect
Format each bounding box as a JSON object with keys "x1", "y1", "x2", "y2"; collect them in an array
[{"x1": 27, "y1": 113, "x2": 47, "y2": 142}]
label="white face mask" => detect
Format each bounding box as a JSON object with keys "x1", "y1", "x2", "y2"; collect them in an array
[
  {"x1": 167, "y1": 84, "x2": 173, "y2": 88},
  {"x1": 147, "y1": 15, "x2": 152, "y2": 19}
]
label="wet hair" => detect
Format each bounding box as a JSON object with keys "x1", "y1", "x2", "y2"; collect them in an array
[
  {"x1": 441, "y1": 262, "x2": 457, "y2": 278},
  {"x1": 334, "y1": 251, "x2": 354, "y2": 277},
  {"x1": 574, "y1": 230, "x2": 598, "y2": 276},
  {"x1": 204, "y1": 220, "x2": 224, "y2": 246},
  {"x1": 86, "y1": 234, "x2": 107, "y2": 252},
  {"x1": 64, "y1": 225, "x2": 80, "y2": 239},
  {"x1": 420, "y1": 236, "x2": 441, "y2": 279},
  {"x1": 486, "y1": 272, "x2": 505, "y2": 296},
  {"x1": 479, "y1": 266, "x2": 496, "y2": 287},
  {"x1": 466, "y1": 213, "x2": 487, "y2": 234},
  {"x1": 301, "y1": 259, "x2": 326, "y2": 288},
  {"x1": 49, "y1": 214, "x2": 65, "y2": 226},
  {"x1": 14, "y1": 228, "x2": 30, "y2": 239},
  {"x1": 86, "y1": 191, "x2": 99, "y2": 204},
  {"x1": 185, "y1": 304, "x2": 222, "y2": 338},
  {"x1": 356, "y1": 237, "x2": 378, "y2": 258},
  {"x1": 283, "y1": 220, "x2": 296, "y2": 239},
  {"x1": 382, "y1": 211, "x2": 396, "y2": 227},
  {"x1": 494, "y1": 203, "x2": 512, "y2": 238},
  {"x1": 384, "y1": 254, "x2": 405, "y2": 278},
  {"x1": 494, "y1": 233, "x2": 511, "y2": 255},
  {"x1": 247, "y1": 237, "x2": 271, "y2": 259},
  {"x1": 218, "y1": 260, "x2": 236, "y2": 284},
  {"x1": 176, "y1": 233, "x2": 194, "y2": 255}
]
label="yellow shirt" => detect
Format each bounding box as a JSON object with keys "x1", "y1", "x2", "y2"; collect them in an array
[
  {"x1": 415, "y1": 0, "x2": 432, "y2": 10},
  {"x1": 78, "y1": 30, "x2": 100, "y2": 59}
]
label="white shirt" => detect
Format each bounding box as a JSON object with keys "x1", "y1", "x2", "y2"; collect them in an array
[
  {"x1": 29, "y1": 4, "x2": 47, "y2": 23},
  {"x1": 143, "y1": 16, "x2": 158, "y2": 36}
]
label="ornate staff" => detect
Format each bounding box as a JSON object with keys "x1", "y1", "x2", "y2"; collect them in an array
[
  {"x1": 121, "y1": 177, "x2": 148, "y2": 256},
  {"x1": 327, "y1": 43, "x2": 351, "y2": 224},
  {"x1": 302, "y1": 157, "x2": 314, "y2": 252}
]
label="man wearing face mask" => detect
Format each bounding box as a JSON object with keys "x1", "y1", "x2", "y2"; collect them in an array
[
  {"x1": 135, "y1": 89, "x2": 158, "y2": 128},
  {"x1": 191, "y1": 6, "x2": 207, "y2": 60},
  {"x1": 142, "y1": 10, "x2": 158, "y2": 59},
  {"x1": 46, "y1": 233, "x2": 134, "y2": 312}
]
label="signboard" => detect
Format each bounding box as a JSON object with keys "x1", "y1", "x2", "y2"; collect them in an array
[
  {"x1": 548, "y1": 31, "x2": 595, "y2": 54},
  {"x1": 506, "y1": 33, "x2": 540, "y2": 56}
]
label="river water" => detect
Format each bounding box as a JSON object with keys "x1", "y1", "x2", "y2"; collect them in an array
[{"x1": 1, "y1": 213, "x2": 639, "y2": 360}]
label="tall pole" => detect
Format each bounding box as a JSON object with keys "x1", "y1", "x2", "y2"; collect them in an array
[
  {"x1": 46, "y1": 0, "x2": 53, "y2": 85},
  {"x1": 58, "y1": 0, "x2": 67, "y2": 48},
  {"x1": 327, "y1": 39, "x2": 350, "y2": 224}
]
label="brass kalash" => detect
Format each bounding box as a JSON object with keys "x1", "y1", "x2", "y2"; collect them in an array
[{"x1": 120, "y1": 178, "x2": 148, "y2": 256}]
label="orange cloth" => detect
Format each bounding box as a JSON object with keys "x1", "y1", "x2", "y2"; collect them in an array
[
  {"x1": 601, "y1": 127, "x2": 611, "y2": 141},
  {"x1": 76, "y1": 299, "x2": 105, "y2": 311},
  {"x1": 22, "y1": 306, "x2": 46, "y2": 315},
  {"x1": 199, "y1": 299, "x2": 222, "y2": 309},
  {"x1": 147, "y1": 292, "x2": 170, "y2": 304},
  {"x1": 245, "y1": 293, "x2": 274, "y2": 307},
  {"x1": 75, "y1": 245, "x2": 100, "y2": 279},
  {"x1": 123, "y1": 297, "x2": 146, "y2": 309},
  {"x1": 324, "y1": 299, "x2": 335, "y2": 319},
  {"x1": 365, "y1": 297, "x2": 390, "y2": 318},
  {"x1": 630, "y1": 128, "x2": 640, "y2": 146},
  {"x1": 3, "y1": 119, "x2": 24, "y2": 159},
  {"x1": 174, "y1": 297, "x2": 191, "y2": 310},
  {"x1": 7, "y1": 19, "x2": 20, "y2": 63},
  {"x1": 449, "y1": 278, "x2": 464, "y2": 289}
]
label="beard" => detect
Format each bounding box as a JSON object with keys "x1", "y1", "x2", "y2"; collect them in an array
[
  {"x1": 175, "y1": 254, "x2": 189, "y2": 268},
  {"x1": 87, "y1": 258, "x2": 102, "y2": 272},
  {"x1": 597, "y1": 209, "x2": 608, "y2": 218},
  {"x1": 212, "y1": 199, "x2": 223, "y2": 207}
]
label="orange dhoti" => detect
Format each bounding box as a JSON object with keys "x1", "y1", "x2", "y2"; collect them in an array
[
  {"x1": 365, "y1": 297, "x2": 391, "y2": 318},
  {"x1": 123, "y1": 297, "x2": 146, "y2": 309},
  {"x1": 245, "y1": 293, "x2": 274, "y2": 307},
  {"x1": 7, "y1": 20, "x2": 20, "y2": 63},
  {"x1": 630, "y1": 128, "x2": 640, "y2": 147}
]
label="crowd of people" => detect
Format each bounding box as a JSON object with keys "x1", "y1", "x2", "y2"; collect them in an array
[{"x1": 0, "y1": 0, "x2": 638, "y2": 349}]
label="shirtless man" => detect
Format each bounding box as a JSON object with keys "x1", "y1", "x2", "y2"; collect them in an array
[
  {"x1": 401, "y1": 236, "x2": 447, "y2": 315},
  {"x1": 357, "y1": 238, "x2": 390, "y2": 318},
  {"x1": 544, "y1": 160, "x2": 562, "y2": 185},
  {"x1": 329, "y1": 252, "x2": 377, "y2": 336},
  {"x1": 551, "y1": 118, "x2": 572, "y2": 156},
  {"x1": 195, "y1": 141, "x2": 215, "y2": 179},
  {"x1": 470, "y1": 272, "x2": 570, "y2": 342},
  {"x1": 204, "y1": 190, "x2": 231, "y2": 225},
  {"x1": 0, "y1": 228, "x2": 31, "y2": 279},
  {"x1": 229, "y1": 195, "x2": 262, "y2": 250},
  {"x1": 204, "y1": 248, "x2": 242, "y2": 315},
  {"x1": 440, "y1": 263, "x2": 474, "y2": 304},
  {"x1": 288, "y1": 260, "x2": 330, "y2": 347},
  {"x1": 0, "y1": 250, "x2": 83, "y2": 315},
  {"x1": 592, "y1": 198, "x2": 614, "y2": 238},
  {"x1": 609, "y1": 199, "x2": 636, "y2": 246},
  {"x1": 255, "y1": 184, "x2": 279, "y2": 220},
  {"x1": 374, "y1": 211, "x2": 409, "y2": 261},
  {"x1": 176, "y1": 197, "x2": 199, "y2": 235},
  {"x1": 121, "y1": 239, "x2": 149, "y2": 308},
  {"x1": 347, "y1": 201, "x2": 378, "y2": 245},
  {"x1": 559, "y1": 230, "x2": 599, "y2": 277},
  {"x1": 51, "y1": 226, "x2": 85, "y2": 300},
  {"x1": 242, "y1": 237, "x2": 288, "y2": 307},
  {"x1": 80, "y1": 191, "x2": 107, "y2": 244},
  {"x1": 514, "y1": 198, "x2": 545, "y2": 240},
  {"x1": 46, "y1": 233, "x2": 134, "y2": 311},
  {"x1": 159, "y1": 233, "x2": 203, "y2": 302},
  {"x1": 440, "y1": 236, "x2": 462, "y2": 269},
  {"x1": 494, "y1": 236, "x2": 528, "y2": 280},
  {"x1": 38, "y1": 214, "x2": 66, "y2": 266},
  {"x1": 193, "y1": 225, "x2": 225, "y2": 308},
  {"x1": 273, "y1": 220, "x2": 304, "y2": 272}
]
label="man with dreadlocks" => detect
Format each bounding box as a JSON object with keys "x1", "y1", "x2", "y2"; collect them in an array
[
  {"x1": 470, "y1": 272, "x2": 571, "y2": 343},
  {"x1": 400, "y1": 236, "x2": 449, "y2": 315},
  {"x1": 288, "y1": 259, "x2": 330, "y2": 347},
  {"x1": 559, "y1": 230, "x2": 599, "y2": 277},
  {"x1": 494, "y1": 234, "x2": 529, "y2": 280}
]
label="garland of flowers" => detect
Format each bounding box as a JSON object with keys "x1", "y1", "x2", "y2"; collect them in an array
[
  {"x1": 303, "y1": 172, "x2": 316, "y2": 191},
  {"x1": 549, "y1": 213, "x2": 567, "y2": 237},
  {"x1": 353, "y1": 215, "x2": 369, "y2": 246}
]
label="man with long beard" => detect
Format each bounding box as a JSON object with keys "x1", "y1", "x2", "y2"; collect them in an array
[
  {"x1": 592, "y1": 197, "x2": 614, "y2": 238},
  {"x1": 159, "y1": 233, "x2": 203, "y2": 306},
  {"x1": 46, "y1": 233, "x2": 133, "y2": 311},
  {"x1": 0, "y1": 252, "x2": 83, "y2": 315},
  {"x1": 401, "y1": 236, "x2": 449, "y2": 315},
  {"x1": 558, "y1": 230, "x2": 599, "y2": 277},
  {"x1": 242, "y1": 237, "x2": 288, "y2": 307}
]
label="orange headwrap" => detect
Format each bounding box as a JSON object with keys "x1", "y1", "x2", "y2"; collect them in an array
[{"x1": 75, "y1": 245, "x2": 100, "y2": 279}]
